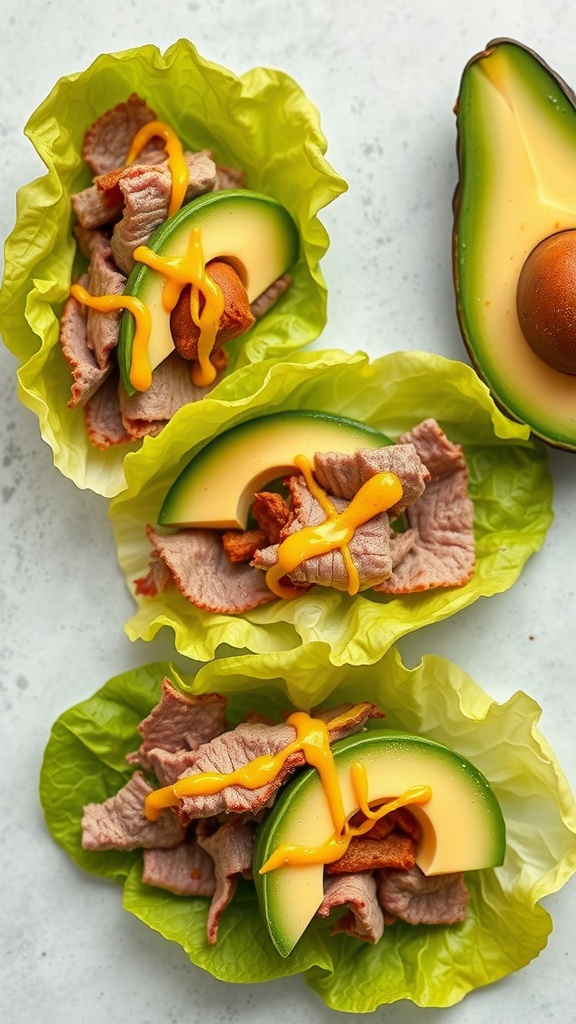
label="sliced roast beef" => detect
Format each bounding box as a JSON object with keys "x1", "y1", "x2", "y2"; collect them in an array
[
  {"x1": 81, "y1": 771, "x2": 185, "y2": 851},
  {"x1": 250, "y1": 273, "x2": 292, "y2": 319},
  {"x1": 83, "y1": 372, "x2": 132, "y2": 448},
  {"x1": 85, "y1": 235, "x2": 127, "y2": 369},
  {"x1": 251, "y1": 475, "x2": 396, "y2": 591},
  {"x1": 119, "y1": 352, "x2": 219, "y2": 440},
  {"x1": 71, "y1": 185, "x2": 125, "y2": 230},
  {"x1": 374, "y1": 419, "x2": 475, "y2": 594},
  {"x1": 376, "y1": 865, "x2": 470, "y2": 925},
  {"x1": 196, "y1": 818, "x2": 256, "y2": 943},
  {"x1": 126, "y1": 679, "x2": 228, "y2": 771},
  {"x1": 175, "y1": 702, "x2": 382, "y2": 821},
  {"x1": 312, "y1": 443, "x2": 429, "y2": 518},
  {"x1": 110, "y1": 151, "x2": 218, "y2": 275},
  {"x1": 317, "y1": 872, "x2": 384, "y2": 944},
  {"x1": 145, "y1": 747, "x2": 203, "y2": 787},
  {"x1": 60, "y1": 278, "x2": 111, "y2": 408},
  {"x1": 142, "y1": 836, "x2": 216, "y2": 896},
  {"x1": 135, "y1": 527, "x2": 277, "y2": 613},
  {"x1": 82, "y1": 94, "x2": 158, "y2": 175}
]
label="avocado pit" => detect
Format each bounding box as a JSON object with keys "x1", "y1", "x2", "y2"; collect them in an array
[{"x1": 516, "y1": 229, "x2": 576, "y2": 375}]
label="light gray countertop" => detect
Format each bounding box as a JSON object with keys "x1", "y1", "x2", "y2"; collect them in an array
[{"x1": 1, "y1": 2, "x2": 575, "y2": 1021}]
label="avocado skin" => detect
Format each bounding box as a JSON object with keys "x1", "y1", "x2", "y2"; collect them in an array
[{"x1": 453, "y1": 38, "x2": 576, "y2": 451}]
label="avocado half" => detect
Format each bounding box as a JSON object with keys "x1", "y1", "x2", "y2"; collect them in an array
[{"x1": 453, "y1": 38, "x2": 576, "y2": 451}]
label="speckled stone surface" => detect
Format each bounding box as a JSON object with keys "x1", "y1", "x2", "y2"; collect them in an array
[{"x1": 1, "y1": 2, "x2": 575, "y2": 1022}]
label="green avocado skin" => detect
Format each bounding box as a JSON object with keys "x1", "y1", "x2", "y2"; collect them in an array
[
  {"x1": 117, "y1": 189, "x2": 300, "y2": 395},
  {"x1": 453, "y1": 38, "x2": 576, "y2": 451}
]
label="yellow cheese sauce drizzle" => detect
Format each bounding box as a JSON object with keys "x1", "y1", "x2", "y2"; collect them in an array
[
  {"x1": 265, "y1": 455, "x2": 403, "y2": 599},
  {"x1": 69, "y1": 284, "x2": 153, "y2": 392},
  {"x1": 125, "y1": 120, "x2": 189, "y2": 218},
  {"x1": 143, "y1": 703, "x2": 432, "y2": 873},
  {"x1": 133, "y1": 227, "x2": 224, "y2": 387}
]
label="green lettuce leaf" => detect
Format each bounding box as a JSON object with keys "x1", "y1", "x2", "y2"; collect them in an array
[
  {"x1": 39, "y1": 650, "x2": 576, "y2": 1008},
  {"x1": 0, "y1": 38, "x2": 346, "y2": 497},
  {"x1": 109, "y1": 349, "x2": 553, "y2": 671}
]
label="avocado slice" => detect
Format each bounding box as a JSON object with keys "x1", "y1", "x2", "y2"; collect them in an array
[
  {"x1": 253, "y1": 730, "x2": 505, "y2": 957},
  {"x1": 117, "y1": 189, "x2": 299, "y2": 395},
  {"x1": 158, "y1": 410, "x2": 393, "y2": 530},
  {"x1": 453, "y1": 38, "x2": 576, "y2": 450}
]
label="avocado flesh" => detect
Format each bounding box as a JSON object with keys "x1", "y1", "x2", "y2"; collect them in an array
[
  {"x1": 117, "y1": 190, "x2": 299, "y2": 395},
  {"x1": 454, "y1": 38, "x2": 576, "y2": 450},
  {"x1": 159, "y1": 410, "x2": 393, "y2": 530},
  {"x1": 253, "y1": 730, "x2": 505, "y2": 957}
]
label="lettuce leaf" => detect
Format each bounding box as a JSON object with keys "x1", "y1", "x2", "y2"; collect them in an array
[
  {"x1": 109, "y1": 349, "x2": 553, "y2": 671},
  {"x1": 39, "y1": 650, "x2": 576, "y2": 1008},
  {"x1": 0, "y1": 38, "x2": 346, "y2": 497}
]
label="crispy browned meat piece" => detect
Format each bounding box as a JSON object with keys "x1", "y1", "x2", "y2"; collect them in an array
[
  {"x1": 222, "y1": 528, "x2": 267, "y2": 563},
  {"x1": 252, "y1": 491, "x2": 293, "y2": 544},
  {"x1": 325, "y1": 828, "x2": 417, "y2": 875},
  {"x1": 171, "y1": 260, "x2": 255, "y2": 361}
]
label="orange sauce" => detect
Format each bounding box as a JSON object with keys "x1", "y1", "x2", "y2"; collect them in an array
[
  {"x1": 265, "y1": 455, "x2": 403, "y2": 599},
  {"x1": 143, "y1": 702, "x2": 431, "y2": 872},
  {"x1": 133, "y1": 227, "x2": 224, "y2": 387},
  {"x1": 125, "y1": 120, "x2": 189, "y2": 217},
  {"x1": 69, "y1": 284, "x2": 153, "y2": 391}
]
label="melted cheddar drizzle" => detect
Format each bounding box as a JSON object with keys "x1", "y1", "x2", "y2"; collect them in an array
[
  {"x1": 143, "y1": 703, "x2": 431, "y2": 872},
  {"x1": 69, "y1": 285, "x2": 153, "y2": 391},
  {"x1": 133, "y1": 227, "x2": 224, "y2": 387},
  {"x1": 265, "y1": 455, "x2": 403, "y2": 599},
  {"x1": 125, "y1": 120, "x2": 189, "y2": 218}
]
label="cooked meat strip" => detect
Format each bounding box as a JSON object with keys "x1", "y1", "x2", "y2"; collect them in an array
[
  {"x1": 134, "y1": 526, "x2": 276, "y2": 612},
  {"x1": 84, "y1": 234, "x2": 127, "y2": 369},
  {"x1": 317, "y1": 872, "x2": 384, "y2": 944},
  {"x1": 313, "y1": 442, "x2": 430, "y2": 518},
  {"x1": 142, "y1": 836, "x2": 216, "y2": 896},
  {"x1": 253, "y1": 491, "x2": 293, "y2": 543},
  {"x1": 145, "y1": 747, "x2": 203, "y2": 787},
  {"x1": 252, "y1": 475, "x2": 396, "y2": 591},
  {"x1": 325, "y1": 829, "x2": 417, "y2": 874},
  {"x1": 374, "y1": 419, "x2": 475, "y2": 593},
  {"x1": 249, "y1": 273, "x2": 292, "y2": 319},
  {"x1": 174, "y1": 702, "x2": 382, "y2": 822},
  {"x1": 171, "y1": 261, "x2": 255, "y2": 361},
  {"x1": 83, "y1": 371, "x2": 131, "y2": 448},
  {"x1": 215, "y1": 164, "x2": 246, "y2": 190},
  {"x1": 71, "y1": 185, "x2": 124, "y2": 230},
  {"x1": 110, "y1": 151, "x2": 218, "y2": 275},
  {"x1": 81, "y1": 771, "x2": 185, "y2": 851},
  {"x1": 196, "y1": 818, "x2": 256, "y2": 943},
  {"x1": 119, "y1": 351, "x2": 223, "y2": 440},
  {"x1": 60, "y1": 277, "x2": 111, "y2": 408},
  {"x1": 126, "y1": 679, "x2": 228, "y2": 771},
  {"x1": 376, "y1": 865, "x2": 470, "y2": 925},
  {"x1": 82, "y1": 94, "x2": 158, "y2": 175},
  {"x1": 222, "y1": 528, "x2": 268, "y2": 563}
]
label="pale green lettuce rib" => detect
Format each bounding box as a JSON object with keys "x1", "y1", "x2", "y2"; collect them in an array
[
  {"x1": 39, "y1": 650, "x2": 576, "y2": 1007},
  {"x1": 109, "y1": 349, "x2": 553, "y2": 670},
  {"x1": 0, "y1": 38, "x2": 346, "y2": 497}
]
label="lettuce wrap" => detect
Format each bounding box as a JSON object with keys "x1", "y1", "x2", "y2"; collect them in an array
[
  {"x1": 109, "y1": 349, "x2": 553, "y2": 669},
  {"x1": 0, "y1": 39, "x2": 346, "y2": 497},
  {"x1": 39, "y1": 648, "x2": 576, "y2": 1011}
]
